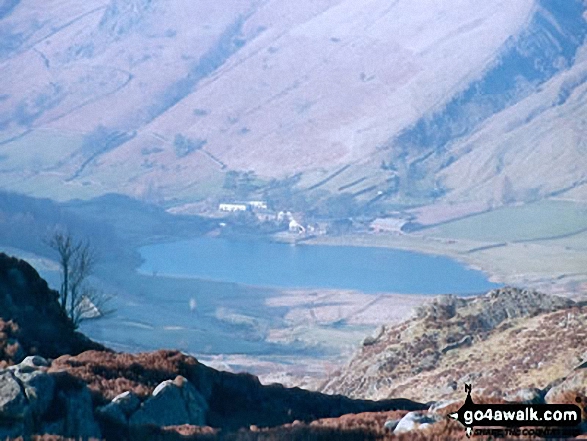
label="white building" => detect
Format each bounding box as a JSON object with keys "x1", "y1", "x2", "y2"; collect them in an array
[
  {"x1": 277, "y1": 211, "x2": 293, "y2": 222},
  {"x1": 289, "y1": 219, "x2": 306, "y2": 234},
  {"x1": 219, "y1": 203, "x2": 248, "y2": 212},
  {"x1": 248, "y1": 200, "x2": 268, "y2": 210},
  {"x1": 370, "y1": 217, "x2": 407, "y2": 233}
]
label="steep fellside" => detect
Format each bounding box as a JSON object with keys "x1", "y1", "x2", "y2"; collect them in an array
[
  {"x1": 0, "y1": 0, "x2": 536, "y2": 204},
  {"x1": 0, "y1": 253, "x2": 104, "y2": 364},
  {"x1": 321, "y1": 287, "x2": 587, "y2": 403},
  {"x1": 388, "y1": 0, "x2": 587, "y2": 206}
]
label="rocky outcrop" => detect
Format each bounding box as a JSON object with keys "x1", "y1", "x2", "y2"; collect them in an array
[
  {"x1": 0, "y1": 356, "x2": 101, "y2": 440},
  {"x1": 0, "y1": 253, "x2": 104, "y2": 364},
  {"x1": 129, "y1": 376, "x2": 208, "y2": 427},
  {"x1": 413, "y1": 287, "x2": 575, "y2": 326},
  {"x1": 545, "y1": 367, "x2": 587, "y2": 404},
  {"x1": 0, "y1": 350, "x2": 426, "y2": 440},
  {"x1": 0, "y1": 370, "x2": 28, "y2": 420},
  {"x1": 50, "y1": 349, "x2": 425, "y2": 433},
  {"x1": 322, "y1": 287, "x2": 582, "y2": 402},
  {"x1": 393, "y1": 411, "x2": 441, "y2": 434}
]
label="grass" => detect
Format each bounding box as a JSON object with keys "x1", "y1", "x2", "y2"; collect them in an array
[
  {"x1": 0, "y1": 129, "x2": 83, "y2": 171},
  {"x1": 428, "y1": 200, "x2": 587, "y2": 242},
  {"x1": 541, "y1": 229, "x2": 587, "y2": 251}
]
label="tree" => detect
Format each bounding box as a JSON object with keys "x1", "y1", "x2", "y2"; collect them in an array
[{"x1": 48, "y1": 231, "x2": 112, "y2": 327}]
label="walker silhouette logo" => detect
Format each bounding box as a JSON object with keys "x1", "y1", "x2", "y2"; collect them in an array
[{"x1": 449, "y1": 384, "x2": 582, "y2": 438}]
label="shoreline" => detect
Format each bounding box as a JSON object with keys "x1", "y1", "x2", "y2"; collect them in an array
[{"x1": 299, "y1": 232, "x2": 587, "y2": 297}]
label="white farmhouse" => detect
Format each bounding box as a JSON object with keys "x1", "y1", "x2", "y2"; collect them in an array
[
  {"x1": 248, "y1": 200, "x2": 268, "y2": 210},
  {"x1": 277, "y1": 211, "x2": 293, "y2": 222},
  {"x1": 289, "y1": 219, "x2": 306, "y2": 234},
  {"x1": 219, "y1": 203, "x2": 248, "y2": 212},
  {"x1": 370, "y1": 217, "x2": 406, "y2": 233}
]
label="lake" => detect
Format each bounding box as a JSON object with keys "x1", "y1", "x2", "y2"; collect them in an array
[{"x1": 138, "y1": 237, "x2": 499, "y2": 294}]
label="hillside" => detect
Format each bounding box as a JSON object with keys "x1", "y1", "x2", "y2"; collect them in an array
[
  {"x1": 2, "y1": 0, "x2": 586, "y2": 217},
  {"x1": 0, "y1": 253, "x2": 104, "y2": 363},
  {"x1": 321, "y1": 287, "x2": 587, "y2": 403}
]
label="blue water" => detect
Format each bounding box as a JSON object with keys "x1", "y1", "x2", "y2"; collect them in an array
[{"x1": 138, "y1": 237, "x2": 499, "y2": 295}]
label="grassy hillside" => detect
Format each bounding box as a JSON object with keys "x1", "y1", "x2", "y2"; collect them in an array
[{"x1": 0, "y1": 0, "x2": 548, "y2": 208}]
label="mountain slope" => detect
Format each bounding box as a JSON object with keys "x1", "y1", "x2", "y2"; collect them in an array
[
  {"x1": 0, "y1": 253, "x2": 104, "y2": 363},
  {"x1": 0, "y1": 0, "x2": 536, "y2": 200},
  {"x1": 321, "y1": 287, "x2": 587, "y2": 403},
  {"x1": 1, "y1": 0, "x2": 586, "y2": 215}
]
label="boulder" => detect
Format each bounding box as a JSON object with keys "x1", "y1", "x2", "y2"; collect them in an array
[
  {"x1": 363, "y1": 326, "x2": 386, "y2": 346},
  {"x1": 130, "y1": 376, "x2": 208, "y2": 428},
  {"x1": 130, "y1": 379, "x2": 188, "y2": 427},
  {"x1": 441, "y1": 335, "x2": 472, "y2": 354},
  {"x1": 59, "y1": 387, "x2": 102, "y2": 440},
  {"x1": 504, "y1": 388, "x2": 544, "y2": 404},
  {"x1": 113, "y1": 391, "x2": 141, "y2": 416},
  {"x1": 394, "y1": 411, "x2": 440, "y2": 434},
  {"x1": 428, "y1": 399, "x2": 460, "y2": 415},
  {"x1": 19, "y1": 355, "x2": 49, "y2": 370},
  {"x1": 545, "y1": 369, "x2": 587, "y2": 404},
  {"x1": 97, "y1": 402, "x2": 128, "y2": 426},
  {"x1": 0, "y1": 371, "x2": 28, "y2": 420},
  {"x1": 13, "y1": 369, "x2": 55, "y2": 418},
  {"x1": 174, "y1": 376, "x2": 208, "y2": 426},
  {"x1": 97, "y1": 391, "x2": 141, "y2": 426},
  {"x1": 383, "y1": 418, "x2": 400, "y2": 431}
]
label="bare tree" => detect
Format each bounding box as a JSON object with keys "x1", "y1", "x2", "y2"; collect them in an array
[{"x1": 48, "y1": 231, "x2": 112, "y2": 327}]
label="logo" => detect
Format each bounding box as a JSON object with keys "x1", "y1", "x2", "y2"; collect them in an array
[{"x1": 449, "y1": 384, "x2": 582, "y2": 438}]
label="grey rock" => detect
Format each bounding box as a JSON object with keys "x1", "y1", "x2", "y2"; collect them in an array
[
  {"x1": 417, "y1": 353, "x2": 439, "y2": 371},
  {"x1": 14, "y1": 370, "x2": 55, "y2": 418},
  {"x1": 362, "y1": 336, "x2": 378, "y2": 346},
  {"x1": 97, "y1": 391, "x2": 141, "y2": 426},
  {"x1": 112, "y1": 390, "x2": 141, "y2": 416},
  {"x1": 130, "y1": 376, "x2": 208, "y2": 428},
  {"x1": 438, "y1": 380, "x2": 458, "y2": 396},
  {"x1": 60, "y1": 387, "x2": 102, "y2": 439},
  {"x1": 428, "y1": 399, "x2": 459, "y2": 415},
  {"x1": 97, "y1": 402, "x2": 128, "y2": 426},
  {"x1": 178, "y1": 377, "x2": 208, "y2": 426},
  {"x1": 505, "y1": 388, "x2": 544, "y2": 404},
  {"x1": 383, "y1": 419, "x2": 400, "y2": 431},
  {"x1": 441, "y1": 335, "x2": 472, "y2": 354},
  {"x1": 394, "y1": 411, "x2": 440, "y2": 434},
  {"x1": 131, "y1": 380, "x2": 189, "y2": 427},
  {"x1": 415, "y1": 295, "x2": 467, "y2": 320},
  {"x1": 545, "y1": 369, "x2": 587, "y2": 404},
  {"x1": 152, "y1": 379, "x2": 174, "y2": 397},
  {"x1": 0, "y1": 371, "x2": 28, "y2": 420},
  {"x1": 363, "y1": 326, "x2": 385, "y2": 346},
  {"x1": 19, "y1": 356, "x2": 49, "y2": 370}
]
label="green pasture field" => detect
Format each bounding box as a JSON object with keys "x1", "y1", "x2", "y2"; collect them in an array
[{"x1": 427, "y1": 200, "x2": 587, "y2": 243}]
